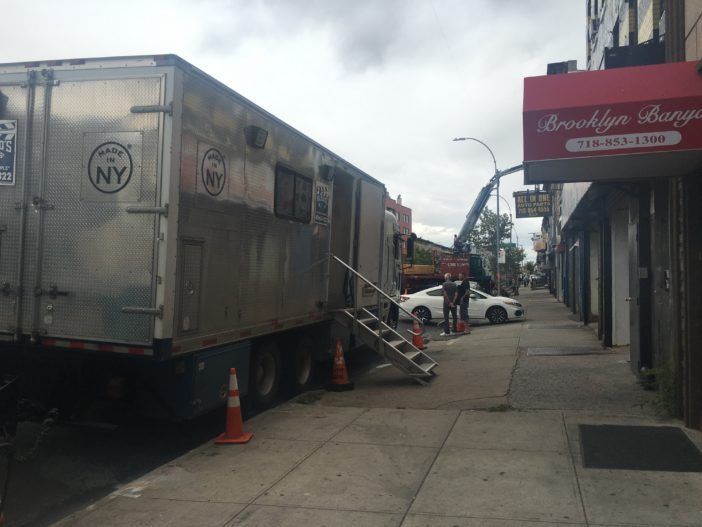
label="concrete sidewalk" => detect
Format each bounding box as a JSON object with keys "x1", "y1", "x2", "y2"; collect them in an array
[{"x1": 55, "y1": 289, "x2": 702, "y2": 527}]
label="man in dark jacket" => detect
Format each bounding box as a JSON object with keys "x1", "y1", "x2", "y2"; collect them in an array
[
  {"x1": 456, "y1": 273, "x2": 472, "y2": 334},
  {"x1": 441, "y1": 273, "x2": 458, "y2": 336}
]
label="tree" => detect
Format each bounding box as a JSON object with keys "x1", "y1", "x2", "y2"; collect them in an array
[
  {"x1": 524, "y1": 261, "x2": 536, "y2": 274},
  {"x1": 504, "y1": 246, "x2": 526, "y2": 281},
  {"x1": 466, "y1": 209, "x2": 513, "y2": 251},
  {"x1": 467, "y1": 209, "x2": 525, "y2": 283}
]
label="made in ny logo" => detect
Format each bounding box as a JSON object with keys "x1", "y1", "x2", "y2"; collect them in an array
[{"x1": 87, "y1": 142, "x2": 133, "y2": 194}]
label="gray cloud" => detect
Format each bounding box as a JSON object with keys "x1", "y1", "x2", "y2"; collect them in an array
[{"x1": 196, "y1": 0, "x2": 411, "y2": 72}]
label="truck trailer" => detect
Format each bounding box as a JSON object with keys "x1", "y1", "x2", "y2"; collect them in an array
[
  {"x1": 403, "y1": 251, "x2": 491, "y2": 293},
  {"x1": 0, "y1": 55, "x2": 434, "y2": 422}
]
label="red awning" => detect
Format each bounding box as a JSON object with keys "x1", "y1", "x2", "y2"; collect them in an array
[{"x1": 523, "y1": 61, "x2": 702, "y2": 184}]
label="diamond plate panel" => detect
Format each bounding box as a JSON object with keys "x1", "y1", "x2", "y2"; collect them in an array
[
  {"x1": 0, "y1": 85, "x2": 27, "y2": 333},
  {"x1": 0, "y1": 82, "x2": 49, "y2": 335},
  {"x1": 0, "y1": 88, "x2": 23, "y2": 332},
  {"x1": 35, "y1": 78, "x2": 161, "y2": 343}
]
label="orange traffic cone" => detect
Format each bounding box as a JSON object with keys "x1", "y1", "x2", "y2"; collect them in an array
[
  {"x1": 326, "y1": 338, "x2": 354, "y2": 391},
  {"x1": 411, "y1": 318, "x2": 427, "y2": 350},
  {"x1": 457, "y1": 319, "x2": 466, "y2": 333},
  {"x1": 216, "y1": 368, "x2": 253, "y2": 444}
]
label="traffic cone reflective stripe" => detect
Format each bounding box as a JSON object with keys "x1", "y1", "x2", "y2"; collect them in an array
[
  {"x1": 326, "y1": 338, "x2": 354, "y2": 391},
  {"x1": 216, "y1": 368, "x2": 253, "y2": 445},
  {"x1": 411, "y1": 319, "x2": 427, "y2": 350}
]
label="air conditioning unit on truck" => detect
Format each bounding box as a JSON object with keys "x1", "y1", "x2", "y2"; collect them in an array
[{"x1": 0, "y1": 55, "x2": 433, "y2": 423}]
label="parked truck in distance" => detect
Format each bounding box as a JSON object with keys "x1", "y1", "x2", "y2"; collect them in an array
[
  {"x1": 402, "y1": 237, "x2": 492, "y2": 293},
  {"x1": 0, "y1": 55, "x2": 403, "y2": 423}
]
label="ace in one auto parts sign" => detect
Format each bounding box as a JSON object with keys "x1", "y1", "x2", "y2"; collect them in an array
[{"x1": 0, "y1": 120, "x2": 17, "y2": 186}]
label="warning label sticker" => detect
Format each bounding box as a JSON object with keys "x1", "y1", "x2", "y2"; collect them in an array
[
  {"x1": 0, "y1": 120, "x2": 17, "y2": 186},
  {"x1": 314, "y1": 181, "x2": 330, "y2": 224}
]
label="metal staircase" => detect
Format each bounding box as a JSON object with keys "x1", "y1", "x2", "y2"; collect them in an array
[{"x1": 329, "y1": 255, "x2": 438, "y2": 385}]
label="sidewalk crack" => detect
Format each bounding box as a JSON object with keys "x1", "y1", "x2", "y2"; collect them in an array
[
  {"x1": 223, "y1": 408, "x2": 371, "y2": 526},
  {"x1": 505, "y1": 335, "x2": 521, "y2": 406},
  {"x1": 561, "y1": 412, "x2": 590, "y2": 526},
  {"x1": 399, "y1": 410, "x2": 462, "y2": 525}
]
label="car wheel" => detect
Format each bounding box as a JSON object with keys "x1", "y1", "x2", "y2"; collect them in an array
[
  {"x1": 412, "y1": 306, "x2": 432, "y2": 324},
  {"x1": 249, "y1": 341, "x2": 281, "y2": 408},
  {"x1": 486, "y1": 306, "x2": 508, "y2": 324},
  {"x1": 291, "y1": 337, "x2": 315, "y2": 392}
]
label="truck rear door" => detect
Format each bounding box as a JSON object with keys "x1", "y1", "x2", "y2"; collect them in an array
[
  {"x1": 355, "y1": 180, "x2": 384, "y2": 307},
  {"x1": 0, "y1": 70, "x2": 164, "y2": 345}
]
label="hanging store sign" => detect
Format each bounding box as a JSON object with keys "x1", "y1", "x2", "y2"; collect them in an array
[
  {"x1": 514, "y1": 190, "x2": 551, "y2": 218},
  {"x1": 533, "y1": 239, "x2": 546, "y2": 252},
  {"x1": 523, "y1": 61, "x2": 702, "y2": 183},
  {"x1": 0, "y1": 120, "x2": 17, "y2": 186}
]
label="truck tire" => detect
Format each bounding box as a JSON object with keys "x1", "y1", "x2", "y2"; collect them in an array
[
  {"x1": 249, "y1": 342, "x2": 281, "y2": 409},
  {"x1": 291, "y1": 337, "x2": 316, "y2": 392}
]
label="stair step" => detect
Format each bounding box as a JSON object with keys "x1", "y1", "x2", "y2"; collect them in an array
[
  {"x1": 385, "y1": 338, "x2": 408, "y2": 349},
  {"x1": 403, "y1": 350, "x2": 421, "y2": 361},
  {"x1": 420, "y1": 362, "x2": 438, "y2": 374},
  {"x1": 329, "y1": 305, "x2": 437, "y2": 385}
]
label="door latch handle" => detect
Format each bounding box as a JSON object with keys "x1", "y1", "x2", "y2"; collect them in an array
[{"x1": 48, "y1": 285, "x2": 69, "y2": 299}]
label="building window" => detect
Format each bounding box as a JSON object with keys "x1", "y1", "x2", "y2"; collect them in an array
[
  {"x1": 402, "y1": 227, "x2": 409, "y2": 235},
  {"x1": 275, "y1": 164, "x2": 312, "y2": 223}
]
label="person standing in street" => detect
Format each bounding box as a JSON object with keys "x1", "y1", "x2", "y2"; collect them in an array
[
  {"x1": 441, "y1": 272, "x2": 458, "y2": 336},
  {"x1": 456, "y1": 272, "x2": 472, "y2": 334}
]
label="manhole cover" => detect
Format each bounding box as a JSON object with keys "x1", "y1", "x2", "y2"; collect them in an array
[
  {"x1": 526, "y1": 347, "x2": 609, "y2": 356},
  {"x1": 580, "y1": 424, "x2": 702, "y2": 472}
]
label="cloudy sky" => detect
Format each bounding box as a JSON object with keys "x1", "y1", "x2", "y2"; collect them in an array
[{"x1": 6, "y1": 0, "x2": 585, "y2": 259}]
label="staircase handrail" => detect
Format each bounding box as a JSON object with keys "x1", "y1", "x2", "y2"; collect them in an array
[{"x1": 330, "y1": 254, "x2": 424, "y2": 336}]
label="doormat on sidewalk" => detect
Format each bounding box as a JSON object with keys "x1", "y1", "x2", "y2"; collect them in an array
[
  {"x1": 579, "y1": 424, "x2": 702, "y2": 472},
  {"x1": 527, "y1": 347, "x2": 609, "y2": 356},
  {"x1": 527, "y1": 323, "x2": 583, "y2": 329}
]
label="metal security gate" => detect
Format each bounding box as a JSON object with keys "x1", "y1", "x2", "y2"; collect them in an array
[{"x1": 0, "y1": 71, "x2": 164, "y2": 345}]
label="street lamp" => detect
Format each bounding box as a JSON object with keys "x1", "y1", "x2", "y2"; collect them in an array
[
  {"x1": 492, "y1": 193, "x2": 515, "y2": 246},
  {"x1": 453, "y1": 136, "x2": 502, "y2": 294}
]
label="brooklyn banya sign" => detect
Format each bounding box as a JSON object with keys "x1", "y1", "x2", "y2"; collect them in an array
[
  {"x1": 514, "y1": 190, "x2": 551, "y2": 218},
  {"x1": 525, "y1": 100, "x2": 702, "y2": 160}
]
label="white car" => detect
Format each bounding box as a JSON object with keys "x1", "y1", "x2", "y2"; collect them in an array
[{"x1": 399, "y1": 285, "x2": 525, "y2": 324}]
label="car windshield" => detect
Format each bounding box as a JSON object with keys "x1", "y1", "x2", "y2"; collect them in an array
[{"x1": 470, "y1": 288, "x2": 490, "y2": 299}]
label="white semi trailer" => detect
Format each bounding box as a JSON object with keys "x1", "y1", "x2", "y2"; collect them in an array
[{"x1": 0, "y1": 55, "x2": 437, "y2": 420}]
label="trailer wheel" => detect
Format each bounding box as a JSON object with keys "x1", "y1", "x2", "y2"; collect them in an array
[
  {"x1": 249, "y1": 342, "x2": 281, "y2": 409},
  {"x1": 291, "y1": 337, "x2": 315, "y2": 392}
]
